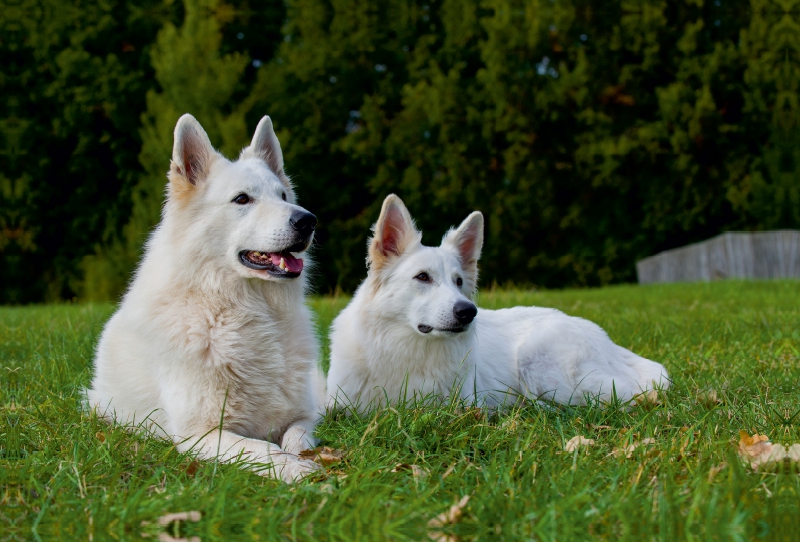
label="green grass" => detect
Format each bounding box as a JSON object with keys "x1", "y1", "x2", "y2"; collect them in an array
[{"x1": 4, "y1": 281, "x2": 800, "y2": 540}]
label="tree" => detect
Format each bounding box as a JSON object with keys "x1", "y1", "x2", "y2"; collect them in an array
[
  {"x1": 259, "y1": 0, "x2": 786, "y2": 291},
  {"x1": 0, "y1": 0, "x2": 171, "y2": 302},
  {"x1": 80, "y1": 0, "x2": 285, "y2": 300},
  {"x1": 4, "y1": 0, "x2": 797, "y2": 301}
]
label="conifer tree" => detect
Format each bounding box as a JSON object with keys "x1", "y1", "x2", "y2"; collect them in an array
[
  {"x1": 81, "y1": 0, "x2": 253, "y2": 299},
  {"x1": 735, "y1": 0, "x2": 800, "y2": 228},
  {"x1": 4, "y1": 0, "x2": 798, "y2": 300},
  {"x1": 1, "y1": 0, "x2": 168, "y2": 302}
]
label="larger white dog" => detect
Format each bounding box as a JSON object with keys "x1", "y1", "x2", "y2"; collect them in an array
[
  {"x1": 327, "y1": 195, "x2": 670, "y2": 412},
  {"x1": 88, "y1": 114, "x2": 322, "y2": 482}
]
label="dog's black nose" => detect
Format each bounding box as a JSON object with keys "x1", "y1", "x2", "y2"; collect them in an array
[
  {"x1": 453, "y1": 300, "x2": 477, "y2": 325},
  {"x1": 289, "y1": 210, "x2": 317, "y2": 237}
]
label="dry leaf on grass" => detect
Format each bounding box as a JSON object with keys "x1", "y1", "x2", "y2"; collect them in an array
[
  {"x1": 697, "y1": 389, "x2": 722, "y2": 407},
  {"x1": 633, "y1": 389, "x2": 662, "y2": 407},
  {"x1": 299, "y1": 446, "x2": 345, "y2": 466},
  {"x1": 611, "y1": 437, "x2": 657, "y2": 459},
  {"x1": 564, "y1": 435, "x2": 594, "y2": 453},
  {"x1": 707, "y1": 462, "x2": 727, "y2": 482},
  {"x1": 156, "y1": 511, "x2": 201, "y2": 526},
  {"x1": 428, "y1": 495, "x2": 470, "y2": 541},
  {"x1": 391, "y1": 463, "x2": 429, "y2": 478},
  {"x1": 738, "y1": 431, "x2": 787, "y2": 470},
  {"x1": 95, "y1": 431, "x2": 106, "y2": 443},
  {"x1": 589, "y1": 424, "x2": 613, "y2": 431},
  {"x1": 183, "y1": 461, "x2": 200, "y2": 477},
  {"x1": 141, "y1": 511, "x2": 201, "y2": 542}
]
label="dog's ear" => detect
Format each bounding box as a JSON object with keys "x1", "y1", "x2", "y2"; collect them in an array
[
  {"x1": 171, "y1": 114, "x2": 217, "y2": 186},
  {"x1": 368, "y1": 194, "x2": 421, "y2": 270},
  {"x1": 442, "y1": 211, "x2": 484, "y2": 286},
  {"x1": 246, "y1": 116, "x2": 285, "y2": 177}
]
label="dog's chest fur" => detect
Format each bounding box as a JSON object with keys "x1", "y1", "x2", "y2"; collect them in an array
[{"x1": 152, "y1": 284, "x2": 314, "y2": 441}]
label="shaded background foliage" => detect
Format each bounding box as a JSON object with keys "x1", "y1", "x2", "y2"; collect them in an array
[{"x1": 1, "y1": 0, "x2": 798, "y2": 302}]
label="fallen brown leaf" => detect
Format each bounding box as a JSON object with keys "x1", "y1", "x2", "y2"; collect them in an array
[
  {"x1": 392, "y1": 463, "x2": 429, "y2": 478},
  {"x1": 589, "y1": 424, "x2": 612, "y2": 431},
  {"x1": 184, "y1": 461, "x2": 200, "y2": 477},
  {"x1": 564, "y1": 435, "x2": 594, "y2": 453},
  {"x1": 141, "y1": 511, "x2": 201, "y2": 542},
  {"x1": 429, "y1": 495, "x2": 470, "y2": 526},
  {"x1": 738, "y1": 431, "x2": 786, "y2": 470},
  {"x1": 633, "y1": 389, "x2": 661, "y2": 407},
  {"x1": 95, "y1": 431, "x2": 106, "y2": 443},
  {"x1": 156, "y1": 511, "x2": 201, "y2": 526},
  {"x1": 156, "y1": 535, "x2": 199, "y2": 542},
  {"x1": 611, "y1": 437, "x2": 657, "y2": 459},
  {"x1": 299, "y1": 446, "x2": 345, "y2": 466},
  {"x1": 697, "y1": 389, "x2": 722, "y2": 407},
  {"x1": 707, "y1": 462, "x2": 727, "y2": 482}
]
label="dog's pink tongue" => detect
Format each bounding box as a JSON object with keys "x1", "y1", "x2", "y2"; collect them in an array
[{"x1": 270, "y1": 252, "x2": 304, "y2": 273}]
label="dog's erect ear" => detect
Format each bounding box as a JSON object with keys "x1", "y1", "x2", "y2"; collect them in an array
[
  {"x1": 442, "y1": 211, "x2": 484, "y2": 283},
  {"x1": 368, "y1": 194, "x2": 421, "y2": 270},
  {"x1": 247, "y1": 116, "x2": 285, "y2": 176},
  {"x1": 171, "y1": 114, "x2": 216, "y2": 186}
]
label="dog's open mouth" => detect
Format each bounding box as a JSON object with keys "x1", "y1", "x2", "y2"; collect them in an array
[{"x1": 239, "y1": 250, "x2": 304, "y2": 278}]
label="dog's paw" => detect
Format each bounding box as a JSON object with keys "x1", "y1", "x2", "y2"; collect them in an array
[
  {"x1": 281, "y1": 426, "x2": 317, "y2": 456},
  {"x1": 279, "y1": 458, "x2": 321, "y2": 483}
]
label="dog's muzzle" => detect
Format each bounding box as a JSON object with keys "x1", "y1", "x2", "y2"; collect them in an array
[{"x1": 239, "y1": 210, "x2": 317, "y2": 279}]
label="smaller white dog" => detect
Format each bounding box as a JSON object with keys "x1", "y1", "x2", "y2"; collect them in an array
[
  {"x1": 327, "y1": 195, "x2": 670, "y2": 412},
  {"x1": 88, "y1": 114, "x2": 323, "y2": 482}
]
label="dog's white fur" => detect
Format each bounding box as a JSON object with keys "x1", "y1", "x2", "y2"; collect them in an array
[
  {"x1": 88, "y1": 114, "x2": 322, "y2": 482},
  {"x1": 327, "y1": 195, "x2": 670, "y2": 412}
]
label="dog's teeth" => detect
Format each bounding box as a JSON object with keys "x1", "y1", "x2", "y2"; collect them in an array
[
  {"x1": 253, "y1": 251, "x2": 261, "y2": 257},
  {"x1": 279, "y1": 257, "x2": 286, "y2": 270}
]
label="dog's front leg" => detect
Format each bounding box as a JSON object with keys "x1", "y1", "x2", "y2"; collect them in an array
[
  {"x1": 281, "y1": 419, "x2": 318, "y2": 456},
  {"x1": 176, "y1": 429, "x2": 319, "y2": 483}
]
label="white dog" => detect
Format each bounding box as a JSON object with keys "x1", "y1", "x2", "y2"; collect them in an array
[
  {"x1": 326, "y1": 195, "x2": 670, "y2": 412},
  {"x1": 88, "y1": 114, "x2": 323, "y2": 482}
]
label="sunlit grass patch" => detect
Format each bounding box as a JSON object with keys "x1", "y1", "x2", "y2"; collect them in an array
[{"x1": 3, "y1": 281, "x2": 800, "y2": 540}]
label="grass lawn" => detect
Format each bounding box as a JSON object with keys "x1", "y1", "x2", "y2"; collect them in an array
[{"x1": 4, "y1": 281, "x2": 800, "y2": 540}]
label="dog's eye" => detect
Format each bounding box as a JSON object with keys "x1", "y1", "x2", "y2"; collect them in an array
[
  {"x1": 414, "y1": 272, "x2": 430, "y2": 282},
  {"x1": 456, "y1": 277, "x2": 463, "y2": 287},
  {"x1": 282, "y1": 192, "x2": 287, "y2": 201},
  {"x1": 233, "y1": 193, "x2": 251, "y2": 205}
]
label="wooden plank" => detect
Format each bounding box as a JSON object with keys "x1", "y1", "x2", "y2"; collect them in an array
[{"x1": 636, "y1": 230, "x2": 800, "y2": 283}]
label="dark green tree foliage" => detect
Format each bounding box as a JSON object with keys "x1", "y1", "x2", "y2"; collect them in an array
[
  {"x1": 2, "y1": 0, "x2": 798, "y2": 300},
  {"x1": 248, "y1": 0, "x2": 449, "y2": 292},
  {"x1": 1, "y1": 0, "x2": 171, "y2": 302},
  {"x1": 82, "y1": 0, "x2": 285, "y2": 300},
  {"x1": 0, "y1": 0, "x2": 284, "y2": 302},
  {"x1": 263, "y1": 0, "x2": 797, "y2": 291}
]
